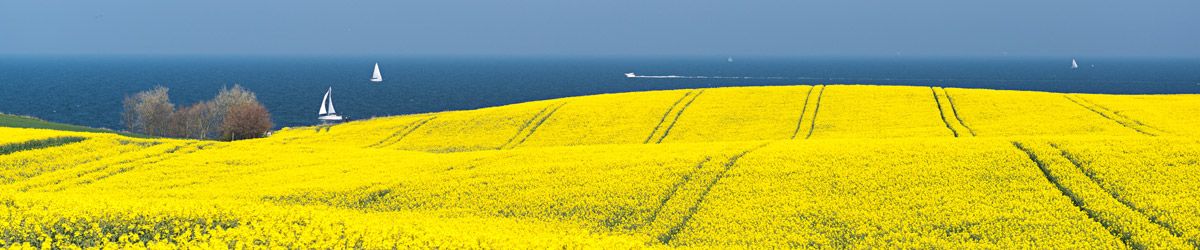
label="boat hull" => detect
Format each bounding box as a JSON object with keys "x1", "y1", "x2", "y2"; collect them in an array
[{"x1": 318, "y1": 115, "x2": 344, "y2": 121}]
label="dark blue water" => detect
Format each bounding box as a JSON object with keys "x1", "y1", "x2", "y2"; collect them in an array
[{"x1": 2, "y1": 55, "x2": 1198, "y2": 130}]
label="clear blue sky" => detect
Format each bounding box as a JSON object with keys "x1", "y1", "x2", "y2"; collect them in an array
[{"x1": 1, "y1": 0, "x2": 1196, "y2": 57}]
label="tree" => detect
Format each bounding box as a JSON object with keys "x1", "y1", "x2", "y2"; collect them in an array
[
  {"x1": 123, "y1": 84, "x2": 272, "y2": 141},
  {"x1": 168, "y1": 102, "x2": 216, "y2": 139},
  {"x1": 208, "y1": 85, "x2": 259, "y2": 139},
  {"x1": 167, "y1": 104, "x2": 194, "y2": 138},
  {"x1": 220, "y1": 102, "x2": 273, "y2": 141},
  {"x1": 191, "y1": 102, "x2": 219, "y2": 139},
  {"x1": 122, "y1": 86, "x2": 174, "y2": 136}
]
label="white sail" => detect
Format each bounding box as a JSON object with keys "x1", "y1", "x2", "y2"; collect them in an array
[
  {"x1": 1071, "y1": 58, "x2": 1079, "y2": 69},
  {"x1": 319, "y1": 88, "x2": 330, "y2": 115},
  {"x1": 326, "y1": 88, "x2": 336, "y2": 114},
  {"x1": 370, "y1": 63, "x2": 383, "y2": 82}
]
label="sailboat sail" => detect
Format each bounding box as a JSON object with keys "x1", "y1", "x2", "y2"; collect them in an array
[
  {"x1": 1071, "y1": 58, "x2": 1079, "y2": 69},
  {"x1": 371, "y1": 63, "x2": 383, "y2": 82},
  {"x1": 319, "y1": 88, "x2": 330, "y2": 115},
  {"x1": 326, "y1": 89, "x2": 336, "y2": 114}
]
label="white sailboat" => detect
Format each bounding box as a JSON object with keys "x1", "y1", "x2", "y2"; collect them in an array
[
  {"x1": 370, "y1": 63, "x2": 383, "y2": 82},
  {"x1": 318, "y1": 87, "x2": 343, "y2": 122},
  {"x1": 1071, "y1": 58, "x2": 1079, "y2": 69}
]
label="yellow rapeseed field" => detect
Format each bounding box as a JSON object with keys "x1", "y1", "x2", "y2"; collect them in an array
[
  {"x1": 659, "y1": 86, "x2": 811, "y2": 143},
  {"x1": 944, "y1": 88, "x2": 1142, "y2": 137},
  {"x1": 2, "y1": 85, "x2": 1198, "y2": 248},
  {"x1": 1068, "y1": 93, "x2": 1200, "y2": 136},
  {"x1": 519, "y1": 89, "x2": 692, "y2": 147},
  {"x1": 675, "y1": 139, "x2": 1124, "y2": 248},
  {"x1": 807, "y1": 85, "x2": 954, "y2": 139},
  {"x1": 1049, "y1": 138, "x2": 1200, "y2": 246}
]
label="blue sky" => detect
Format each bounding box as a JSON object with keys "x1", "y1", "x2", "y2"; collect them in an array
[{"x1": 1, "y1": 0, "x2": 1196, "y2": 57}]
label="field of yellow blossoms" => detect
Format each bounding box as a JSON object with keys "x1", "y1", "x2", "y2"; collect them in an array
[{"x1": 1, "y1": 85, "x2": 1199, "y2": 248}]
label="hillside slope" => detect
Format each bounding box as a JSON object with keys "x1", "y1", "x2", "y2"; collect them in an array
[
  {"x1": 2, "y1": 85, "x2": 1199, "y2": 248},
  {"x1": 0, "y1": 113, "x2": 143, "y2": 138},
  {"x1": 270, "y1": 85, "x2": 1196, "y2": 152}
]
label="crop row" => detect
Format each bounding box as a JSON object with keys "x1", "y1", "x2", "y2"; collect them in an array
[
  {"x1": 1050, "y1": 138, "x2": 1200, "y2": 247},
  {"x1": 1013, "y1": 139, "x2": 1193, "y2": 248},
  {"x1": 673, "y1": 139, "x2": 1123, "y2": 248}
]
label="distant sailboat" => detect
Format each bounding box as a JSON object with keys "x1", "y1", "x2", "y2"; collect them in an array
[
  {"x1": 318, "y1": 87, "x2": 343, "y2": 122},
  {"x1": 1071, "y1": 58, "x2": 1079, "y2": 69},
  {"x1": 370, "y1": 63, "x2": 383, "y2": 82}
]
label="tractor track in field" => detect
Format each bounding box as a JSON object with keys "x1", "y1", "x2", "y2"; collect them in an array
[
  {"x1": 1048, "y1": 143, "x2": 1196, "y2": 247},
  {"x1": 1011, "y1": 141, "x2": 1132, "y2": 247},
  {"x1": 804, "y1": 85, "x2": 827, "y2": 139},
  {"x1": 1013, "y1": 141, "x2": 1194, "y2": 249},
  {"x1": 940, "y1": 87, "x2": 976, "y2": 136},
  {"x1": 0, "y1": 136, "x2": 88, "y2": 156},
  {"x1": 790, "y1": 86, "x2": 817, "y2": 139},
  {"x1": 499, "y1": 104, "x2": 555, "y2": 149},
  {"x1": 500, "y1": 102, "x2": 567, "y2": 149},
  {"x1": 1064, "y1": 95, "x2": 1157, "y2": 136},
  {"x1": 1074, "y1": 97, "x2": 1161, "y2": 132},
  {"x1": 67, "y1": 142, "x2": 222, "y2": 191},
  {"x1": 638, "y1": 157, "x2": 713, "y2": 230},
  {"x1": 655, "y1": 90, "x2": 705, "y2": 144},
  {"x1": 20, "y1": 141, "x2": 217, "y2": 192},
  {"x1": 0, "y1": 138, "x2": 154, "y2": 185},
  {"x1": 931, "y1": 87, "x2": 960, "y2": 137},
  {"x1": 369, "y1": 116, "x2": 437, "y2": 148},
  {"x1": 658, "y1": 143, "x2": 770, "y2": 245},
  {"x1": 645, "y1": 91, "x2": 695, "y2": 144},
  {"x1": 510, "y1": 102, "x2": 568, "y2": 148}
]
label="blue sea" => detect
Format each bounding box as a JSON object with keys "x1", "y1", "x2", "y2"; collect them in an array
[{"x1": 1, "y1": 55, "x2": 1198, "y2": 130}]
